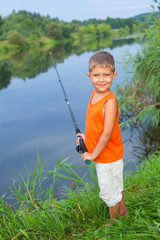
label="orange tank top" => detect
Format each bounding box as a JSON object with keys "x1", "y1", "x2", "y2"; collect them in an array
[{"x1": 85, "y1": 90, "x2": 123, "y2": 163}]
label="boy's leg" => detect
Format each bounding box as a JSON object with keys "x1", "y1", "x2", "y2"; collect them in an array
[
  {"x1": 107, "y1": 192, "x2": 128, "y2": 226},
  {"x1": 105, "y1": 192, "x2": 128, "y2": 226},
  {"x1": 109, "y1": 202, "x2": 120, "y2": 219},
  {"x1": 103, "y1": 202, "x2": 120, "y2": 226},
  {"x1": 96, "y1": 159, "x2": 128, "y2": 226},
  {"x1": 119, "y1": 192, "x2": 128, "y2": 216},
  {"x1": 95, "y1": 160, "x2": 124, "y2": 225}
]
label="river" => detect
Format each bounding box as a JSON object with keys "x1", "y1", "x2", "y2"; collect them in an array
[{"x1": 0, "y1": 38, "x2": 158, "y2": 196}]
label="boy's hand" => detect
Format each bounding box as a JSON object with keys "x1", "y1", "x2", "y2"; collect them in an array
[
  {"x1": 76, "y1": 133, "x2": 85, "y2": 145},
  {"x1": 76, "y1": 133, "x2": 93, "y2": 163},
  {"x1": 82, "y1": 152, "x2": 94, "y2": 162}
]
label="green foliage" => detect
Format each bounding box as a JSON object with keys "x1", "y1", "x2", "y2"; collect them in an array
[
  {"x1": 7, "y1": 30, "x2": 28, "y2": 45},
  {"x1": 85, "y1": 24, "x2": 97, "y2": 34},
  {"x1": 45, "y1": 22, "x2": 63, "y2": 40},
  {"x1": 117, "y1": 4, "x2": 160, "y2": 128},
  {"x1": 96, "y1": 23, "x2": 111, "y2": 38},
  {"x1": 0, "y1": 151, "x2": 159, "y2": 239},
  {"x1": 133, "y1": 12, "x2": 158, "y2": 21},
  {"x1": 106, "y1": 17, "x2": 134, "y2": 33},
  {"x1": 0, "y1": 15, "x2": 4, "y2": 35},
  {"x1": 0, "y1": 61, "x2": 12, "y2": 90},
  {"x1": 61, "y1": 23, "x2": 71, "y2": 39},
  {"x1": 2, "y1": 151, "x2": 98, "y2": 209},
  {"x1": 1, "y1": 10, "x2": 50, "y2": 39},
  {"x1": 113, "y1": 25, "x2": 130, "y2": 38},
  {"x1": 29, "y1": 31, "x2": 41, "y2": 41},
  {"x1": 0, "y1": 9, "x2": 148, "y2": 43},
  {"x1": 77, "y1": 23, "x2": 111, "y2": 41}
]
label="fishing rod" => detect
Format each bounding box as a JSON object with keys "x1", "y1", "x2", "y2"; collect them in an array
[{"x1": 49, "y1": 52, "x2": 91, "y2": 165}]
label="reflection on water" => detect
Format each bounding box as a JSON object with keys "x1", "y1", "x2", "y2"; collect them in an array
[
  {"x1": 0, "y1": 38, "x2": 158, "y2": 196},
  {"x1": 0, "y1": 37, "x2": 136, "y2": 91},
  {"x1": 132, "y1": 124, "x2": 160, "y2": 161}
]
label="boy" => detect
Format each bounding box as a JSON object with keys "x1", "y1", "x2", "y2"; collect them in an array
[{"x1": 77, "y1": 51, "x2": 128, "y2": 226}]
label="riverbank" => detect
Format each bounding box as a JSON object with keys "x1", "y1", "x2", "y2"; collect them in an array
[
  {"x1": 0, "y1": 33, "x2": 141, "y2": 62},
  {"x1": 0, "y1": 151, "x2": 159, "y2": 239},
  {"x1": 0, "y1": 36, "x2": 62, "y2": 61},
  {"x1": 113, "y1": 33, "x2": 142, "y2": 40}
]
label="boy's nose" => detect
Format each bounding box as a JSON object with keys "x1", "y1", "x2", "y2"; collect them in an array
[{"x1": 99, "y1": 75, "x2": 104, "y2": 81}]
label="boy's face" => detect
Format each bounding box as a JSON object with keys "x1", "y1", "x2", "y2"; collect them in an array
[{"x1": 87, "y1": 66, "x2": 117, "y2": 94}]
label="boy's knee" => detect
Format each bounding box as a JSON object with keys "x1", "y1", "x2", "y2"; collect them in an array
[{"x1": 100, "y1": 191, "x2": 122, "y2": 207}]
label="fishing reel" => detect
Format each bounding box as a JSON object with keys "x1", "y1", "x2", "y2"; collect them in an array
[
  {"x1": 76, "y1": 142, "x2": 91, "y2": 165},
  {"x1": 76, "y1": 136, "x2": 85, "y2": 154},
  {"x1": 76, "y1": 144, "x2": 82, "y2": 153}
]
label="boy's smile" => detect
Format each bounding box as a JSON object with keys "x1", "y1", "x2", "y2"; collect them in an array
[{"x1": 87, "y1": 66, "x2": 117, "y2": 94}]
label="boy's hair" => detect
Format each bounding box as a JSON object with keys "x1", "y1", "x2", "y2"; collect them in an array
[{"x1": 89, "y1": 51, "x2": 115, "y2": 73}]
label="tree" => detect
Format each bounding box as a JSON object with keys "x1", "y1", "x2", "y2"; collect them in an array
[
  {"x1": 0, "y1": 15, "x2": 4, "y2": 27},
  {"x1": 80, "y1": 24, "x2": 96, "y2": 35},
  {"x1": 85, "y1": 24, "x2": 96, "y2": 34},
  {"x1": 61, "y1": 24, "x2": 71, "y2": 39},
  {"x1": 96, "y1": 24, "x2": 111, "y2": 38},
  {"x1": 29, "y1": 31, "x2": 41, "y2": 41},
  {"x1": 0, "y1": 15, "x2": 4, "y2": 35},
  {"x1": 7, "y1": 30, "x2": 28, "y2": 45},
  {"x1": 124, "y1": 25, "x2": 130, "y2": 35},
  {"x1": 45, "y1": 22, "x2": 63, "y2": 40}
]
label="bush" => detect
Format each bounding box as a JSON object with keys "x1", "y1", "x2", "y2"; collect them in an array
[
  {"x1": 117, "y1": 4, "x2": 160, "y2": 128},
  {"x1": 7, "y1": 30, "x2": 28, "y2": 45},
  {"x1": 45, "y1": 22, "x2": 63, "y2": 40}
]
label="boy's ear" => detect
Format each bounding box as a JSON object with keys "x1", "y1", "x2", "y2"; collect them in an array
[
  {"x1": 113, "y1": 71, "x2": 117, "y2": 79},
  {"x1": 87, "y1": 73, "x2": 91, "y2": 79}
]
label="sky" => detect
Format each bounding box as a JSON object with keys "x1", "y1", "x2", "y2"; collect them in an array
[{"x1": 0, "y1": 0, "x2": 155, "y2": 21}]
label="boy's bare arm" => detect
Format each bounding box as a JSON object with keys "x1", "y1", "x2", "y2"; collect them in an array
[{"x1": 82, "y1": 98, "x2": 118, "y2": 162}]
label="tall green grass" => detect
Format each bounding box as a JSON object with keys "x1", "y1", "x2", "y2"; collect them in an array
[{"x1": 0, "y1": 151, "x2": 160, "y2": 239}]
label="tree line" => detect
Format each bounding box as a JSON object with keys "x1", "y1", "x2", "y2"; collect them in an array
[{"x1": 0, "y1": 10, "x2": 150, "y2": 47}]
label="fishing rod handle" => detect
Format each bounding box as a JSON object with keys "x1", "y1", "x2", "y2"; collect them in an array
[
  {"x1": 76, "y1": 129, "x2": 91, "y2": 165},
  {"x1": 79, "y1": 138, "x2": 91, "y2": 165}
]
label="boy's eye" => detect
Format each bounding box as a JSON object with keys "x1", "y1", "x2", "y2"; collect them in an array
[
  {"x1": 93, "y1": 74, "x2": 99, "y2": 77},
  {"x1": 92, "y1": 73, "x2": 111, "y2": 78}
]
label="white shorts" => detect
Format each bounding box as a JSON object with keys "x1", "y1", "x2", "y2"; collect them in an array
[{"x1": 95, "y1": 158, "x2": 123, "y2": 207}]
